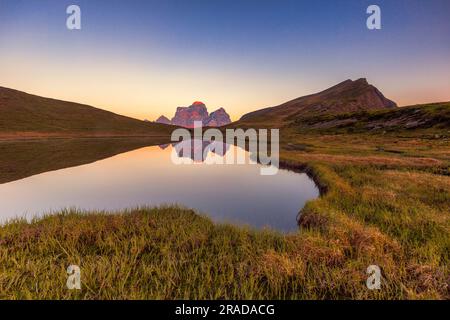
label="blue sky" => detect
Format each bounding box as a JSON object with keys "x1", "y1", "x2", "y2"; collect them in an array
[{"x1": 0, "y1": 0, "x2": 449, "y2": 120}]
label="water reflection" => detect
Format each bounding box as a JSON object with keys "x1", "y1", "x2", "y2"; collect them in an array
[
  {"x1": 0, "y1": 137, "x2": 167, "y2": 184},
  {"x1": 0, "y1": 141, "x2": 319, "y2": 232},
  {"x1": 171, "y1": 139, "x2": 231, "y2": 162}
]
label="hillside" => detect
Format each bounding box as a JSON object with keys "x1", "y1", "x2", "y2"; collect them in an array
[
  {"x1": 0, "y1": 86, "x2": 174, "y2": 138},
  {"x1": 236, "y1": 78, "x2": 397, "y2": 128}
]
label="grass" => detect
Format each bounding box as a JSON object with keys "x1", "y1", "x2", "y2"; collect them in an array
[
  {"x1": 0, "y1": 128, "x2": 448, "y2": 300},
  {"x1": 0, "y1": 207, "x2": 421, "y2": 300}
]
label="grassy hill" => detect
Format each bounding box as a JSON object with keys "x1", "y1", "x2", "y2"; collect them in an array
[
  {"x1": 236, "y1": 78, "x2": 397, "y2": 128},
  {"x1": 232, "y1": 79, "x2": 449, "y2": 135},
  {"x1": 0, "y1": 86, "x2": 175, "y2": 138}
]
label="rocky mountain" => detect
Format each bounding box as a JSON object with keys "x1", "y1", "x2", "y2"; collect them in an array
[
  {"x1": 237, "y1": 78, "x2": 397, "y2": 127},
  {"x1": 156, "y1": 101, "x2": 231, "y2": 128},
  {"x1": 172, "y1": 102, "x2": 209, "y2": 127},
  {"x1": 204, "y1": 108, "x2": 232, "y2": 127},
  {"x1": 155, "y1": 115, "x2": 171, "y2": 125}
]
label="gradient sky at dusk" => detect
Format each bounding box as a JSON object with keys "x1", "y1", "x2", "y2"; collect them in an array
[{"x1": 0, "y1": 0, "x2": 449, "y2": 121}]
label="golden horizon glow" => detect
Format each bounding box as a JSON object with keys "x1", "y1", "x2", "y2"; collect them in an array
[
  {"x1": 1, "y1": 1, "x2": 450, "y2": 122},
  {"x1": 1, "y1": 11, "x2": 449, "y2": 122},
  {"x1": 2, "y1": 51, "x2": 449, "y2": 122},
  {"x1": 1, "y1": 78, "x2": 449, "y2": 123}
]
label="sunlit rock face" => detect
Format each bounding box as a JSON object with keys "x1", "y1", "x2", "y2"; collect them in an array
[
  {"x1": 205, "y1": 108, "x2": 232, "y2": 127},
  {"x1": 155, "y1": 102, "x2": 231, "y2": 128},
  {"x1": 171, "y1": 102, "x2": 209, "y2": 128}
]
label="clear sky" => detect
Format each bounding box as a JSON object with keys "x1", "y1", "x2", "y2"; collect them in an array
[{"x1": 0, "y1": 0, "x2": 449, "y2": 121}]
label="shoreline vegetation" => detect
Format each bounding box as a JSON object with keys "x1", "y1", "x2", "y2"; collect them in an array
[{"x1": 0, "y1": 126, "x2": 448, "y2": 299}]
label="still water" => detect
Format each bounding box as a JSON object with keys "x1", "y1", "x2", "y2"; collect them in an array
[{"x1": 0, "y1": 142, "x2": 319, "y2": 232}]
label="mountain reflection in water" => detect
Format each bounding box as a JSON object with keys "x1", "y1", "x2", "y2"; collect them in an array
[{"x1": 0, "y1": 140, "x2": 319, "y2": 232}]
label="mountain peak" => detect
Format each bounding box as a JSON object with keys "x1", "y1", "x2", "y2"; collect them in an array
[
  {"x1": 239, "y1": 78, "x2": 397, "y2": 126},
  {"x1": 156, "y1": 102, "x2": 231, "y2": 128},
  {"x1": 155, "y1": 115, "x2": 171, "y2": 125},
  {"x1": 308, "y1": 78, "x2": 396, "y2": 109},
  {"x1": 205, "y1": 107, "x2": 231, "y2": 127},
  {"x1": 355, "y1": 78, "x2": 368, "y2": 84},
  {"x1": 319, "y1": 78, "x2": 370, "y2": 95}
]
